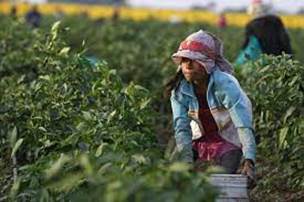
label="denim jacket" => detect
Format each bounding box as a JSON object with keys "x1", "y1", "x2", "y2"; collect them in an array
[{"x1": 170, "y1": 68, "x2": 256, "y2": 163}]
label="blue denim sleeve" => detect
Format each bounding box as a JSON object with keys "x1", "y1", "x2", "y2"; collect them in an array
[
  {"x1": 238, "y1": 128, "x2": 256, "y2": 162},
  {"x1": 170, "y1": 92, "x2": 193, "y2": 163},
  {"x1": 214, "y1": 74, "x2": 256, "y2": 161}
]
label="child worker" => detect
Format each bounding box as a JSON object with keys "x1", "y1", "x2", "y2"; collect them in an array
[{"x1": 166, "y1": 30, "x2": 256, "y2": 181}]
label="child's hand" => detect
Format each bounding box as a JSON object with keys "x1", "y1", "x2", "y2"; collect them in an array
[{"x1": 241, "y1": 159, "x2": 256, "y2": 188}]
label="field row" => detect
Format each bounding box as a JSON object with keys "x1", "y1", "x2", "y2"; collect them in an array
[{"x1": 1, "y1": 2, "x2": 304, "y2": 28}]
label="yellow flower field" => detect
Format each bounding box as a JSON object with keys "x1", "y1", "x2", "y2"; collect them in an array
[{"x1": 1, "y1": 2, "x2": 304, "y2": 28}]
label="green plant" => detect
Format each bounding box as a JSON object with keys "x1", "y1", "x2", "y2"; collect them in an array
[
  {"x1": 237, "y1": 55, "x2": 304, "y2": 199},
  {"x1": 0, "y1": 18, "x2": 216, "y2": 201}
]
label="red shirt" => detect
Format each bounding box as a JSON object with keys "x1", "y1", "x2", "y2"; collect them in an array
[{"x1": 192, "y1": 91, "x2": 240, "y2": 161}]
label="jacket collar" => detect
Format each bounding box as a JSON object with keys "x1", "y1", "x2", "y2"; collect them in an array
[{"x1": 179, "y1": 75, "x2": 214, "y2": 98}]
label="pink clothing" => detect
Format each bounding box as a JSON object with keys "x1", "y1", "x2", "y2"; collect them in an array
[
  {"x1": 217, "y1": 15, "x2": 227, "y2": 29},
  {"x1": 192, "y1": 90, "x2": 240, "y2": 161}
]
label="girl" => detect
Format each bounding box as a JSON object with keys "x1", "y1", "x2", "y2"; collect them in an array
[{"x1": 166, "y1": 30, "x2": 256, "y2": 180}]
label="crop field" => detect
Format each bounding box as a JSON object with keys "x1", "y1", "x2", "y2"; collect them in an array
[
  {"x1": 2, "y1": 2, "x2": 304, "y2": 28},
  {"x1": 0, "y1": 7, "x2": 303, "y2": 202}
]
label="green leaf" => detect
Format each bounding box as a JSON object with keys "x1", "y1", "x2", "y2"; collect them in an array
[
  {"x1": 95, "y1": 143, "x2": 108, "y2": 157},
  {"x1": 9, "y1": 178, "x2": 21, "y2": 199},
  {"x1": 168, "y1": 162, "x2": 190, "y2": 172},
  {"x1": 79, "y1": 154, "x2": 93, "y2": 175},
  {"x1": 206, "y1": 165, "x2": 226, "y2": 174},
  {"x1": 107, "y1": 180, "x2": 122, "y2": 190},
  {"x1": 62, "y1": 134, "x2": 79, "y2": 146},
  {"x1": 9, "y1": 126, "x2": 17, "y2": 148},
  {"x1": 107, "y1": 110, "x2": 117, "y2": 123},
  {"x1": 140, "y1": 98, "x2": 151, "y2": 109},
  {"x1": 288, "y1": 75, "x2": 299, "y2": 86},
  {"x1": 46, "y1": 172, "x2": 84, "y2": 192},
  {"x1": 38, "y1": 126, "x2": 47, "y2": 132},
  {"x1": 39, "y1": 75, "x2": 51, "y2": 81},
  {"x1": 108, "y1": 69, "x2": 117, "y2": 75},
  {"x1": 279, "y1": 127, "x2": 289, "y2": 149},
  {"x1": 134, "y1": 84, "x2": 149, "y2": 93},
  {"x1": 17, "y1": 75, "x2": 25, "y2": 84},
  {"x1": 51, "y1": 21, "x2": 61, "y2": 33},
  {"x1": 45, "y1": 154, "x2": 70, "y2": 179},
  {"x1": 11, "y1": 138, "x2": 24, "y2": 158},
  {"x1": 98, "y1": 162, "x2": 112, "y2": 174},
  {"x1": 76, "y1": 122, "x2": 86, "y2": 131},
  {"x1": 82, "y1": 111, "x2": 92, "y2": 121},
  {"x1": 131, "y1": 154, "x2": 149, "y2": 165},
  {"x1": 283, "y1": 107, "x2": 296, "y2": 124},
  {"x1": 59, "y1": 47, "x2": 70, "y2": 56},
  {"x1": 51, "y1": 21, "x2": 61, "y2": 41}
]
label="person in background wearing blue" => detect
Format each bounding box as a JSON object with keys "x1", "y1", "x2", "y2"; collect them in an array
[
  {"x1": 165, "y1": 30, "x2": 256, "y2": 182},
  {"x1": 25, "y1": 5, "x2": 42, "y2": 28},
  {"x1": 235, "y1": 0, "x2": 292, "y2": 65}
]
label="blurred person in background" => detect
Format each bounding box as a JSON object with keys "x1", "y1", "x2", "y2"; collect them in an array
[
  {"x1": 25, "y1": 5, "x2": 42, "y2": 28},
  {"x1": 10, "y1": 5, "x2": 17, "y2": 18},
  {"x1": 217, "y1": 12, "x2": 227, "y2": 29},
  {"x1": 112, "y1": 4, "x2": 121, "y2": 22},
  {"x1": 165, "y1": 30, "x2": 256, "y2": 183},
  {"x1": 110, "y1": 0, "x2": 122, "y2": 22},
  {"x1": 235, "y1": 0, "x2": 292, "y2": 66}
]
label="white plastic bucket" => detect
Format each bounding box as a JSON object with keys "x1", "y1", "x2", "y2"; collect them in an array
[{"x1": 209, "y1": 174, "x2": 249, "y2": 202}]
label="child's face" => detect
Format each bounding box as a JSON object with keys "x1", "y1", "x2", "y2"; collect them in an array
[{"x1": 180, "y1": 57, "x2": 207, "y2": 82}]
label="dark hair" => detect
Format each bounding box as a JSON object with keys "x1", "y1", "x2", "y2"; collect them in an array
[
  {"x1": 164, "y1": 70, "x2": 184, "y2": 98},
  {"x1": 242, "y1": 15, "x2": 292, "y2": 56}
]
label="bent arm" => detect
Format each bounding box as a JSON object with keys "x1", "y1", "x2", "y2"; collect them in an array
[
  {"x1": 170, "y1": 93, "x2": 193, "y2": 163},
  {"x1": 238, "y1": 128, "x2": 256, "y2": 162}
]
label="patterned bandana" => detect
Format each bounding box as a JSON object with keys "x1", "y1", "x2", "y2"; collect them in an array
[{"x1": 172, "y1": 30, "x2": 233, "y2": 74}]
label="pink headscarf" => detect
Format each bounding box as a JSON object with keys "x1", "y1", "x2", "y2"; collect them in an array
[{"x1": 172, "y1": 30, "x2": 233, "y2": 74}]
